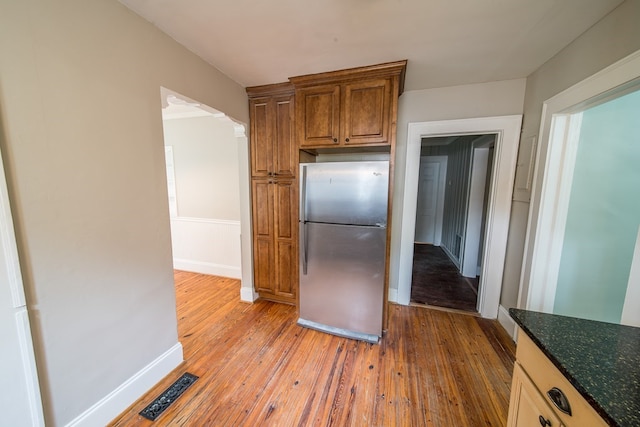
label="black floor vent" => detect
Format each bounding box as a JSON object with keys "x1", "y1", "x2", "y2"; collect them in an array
[{"x1": 139, "y1": 372, "x2": 199, "y2": 421}]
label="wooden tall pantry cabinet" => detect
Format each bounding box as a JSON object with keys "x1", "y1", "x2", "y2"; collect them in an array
[
  {"x1": 247, "y1": 61, "x2": 407, "y2": 308},
  {"x1": 247, "y1": 83, "x2": 297, "y2": 304}
]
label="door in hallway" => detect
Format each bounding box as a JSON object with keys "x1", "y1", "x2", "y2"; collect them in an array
[{"x1": 415, "y1": 160, "x2": 439, "y2": 243}]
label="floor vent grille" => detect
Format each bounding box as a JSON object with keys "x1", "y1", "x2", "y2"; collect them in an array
[{"x1": 139, "y1": 372, "x2": 198, "y2": 421}]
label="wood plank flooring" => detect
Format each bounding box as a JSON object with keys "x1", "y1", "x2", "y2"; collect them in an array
[
  {"x1": 411, "y1": 243, "x2": 479, "y2": 312},
  {"x1": 109, "y1": 271, "x2": 515, "y2": 426}
]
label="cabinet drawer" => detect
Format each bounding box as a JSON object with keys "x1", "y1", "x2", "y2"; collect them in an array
[{"x1": 516, "y1": 333, "x2": 607, "y2": 427}]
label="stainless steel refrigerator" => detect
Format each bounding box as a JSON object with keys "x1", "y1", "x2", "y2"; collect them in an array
[{"x1": 298, "y1": 161, "x2": 389, "y2": 343}]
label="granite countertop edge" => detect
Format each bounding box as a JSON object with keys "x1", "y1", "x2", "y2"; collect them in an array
[{"x1": 508, "y1": 308, "x2": 619, "y2": 427}]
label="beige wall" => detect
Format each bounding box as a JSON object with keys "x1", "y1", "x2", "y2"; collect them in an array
[
  {"x1": 521, "y1": 0, "x2": 640, "y2": 138},
  {"x1": 389, "y1": 78, "x2": 527, "y2": 292},
  {"x1": 162, "y1": 116, "x2": 241, "y2": 220},
  {"x1": 0, "y1": 0, "x2": 247, "y2": 425},
  {"x1": 504, "y1": 0, "x2": 640, "y2": 310}
]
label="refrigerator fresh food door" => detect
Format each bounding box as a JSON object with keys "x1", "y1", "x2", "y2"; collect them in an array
[
  {"x1": 300, "y1": 161, "x2": 389, "y2": 226},
  {"x1": 299, "y1": 221, "x2": 386, "y2": 342}
]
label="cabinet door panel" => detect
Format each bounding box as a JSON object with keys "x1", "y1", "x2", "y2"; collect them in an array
[
  {"x1": 274, "y1": 180, "x2": 297, "y2": 299},
  {"x1": 274, "y1": 95, "x2": 295, "y2": 177},
  {"x1": 254, "y1": 238, "x2": 274, "y2": 293},
  {"x1": 250, "y1": 98, "x2": 273, "y2": 177},
  {"x1": 343, "y1": 79, "x2": 391, "y2": 145},
  {"x1": 297, "y1": 85, "x2": 340, "y2": 147},
  {"x1": 275, "y1": 180, "x2": 295, "y2": 239},
  {"x1": 252, "y1": 180, "x2": 275, "y2": 293},
  {"x1": 252, "y1": 180, "x2": 273, "y2": 237},
  {"x1": 508, "y1": 364, "x2": 563, "y2": 427},
  {"x1": 275, "y1": 241, "x2": 295, "y2": 298}
]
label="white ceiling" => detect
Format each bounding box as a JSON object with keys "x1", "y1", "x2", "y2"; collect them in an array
[{"x1": 119, "y1": 0, "x2": 622, "y2": 91}]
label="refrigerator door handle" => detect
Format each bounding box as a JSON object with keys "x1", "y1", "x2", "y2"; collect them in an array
[
  {"x1": 300, "y1": 164, "x2": 307, "y2": 222},
  {"x1": 302, "y1": 222, "x2": 308, "y2": 275},
  {"x1": 300, "y1": 165, "x2": 308, "y2": 275}
]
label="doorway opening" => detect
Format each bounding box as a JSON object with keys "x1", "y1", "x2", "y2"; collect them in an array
[
  {"x1": 158, "y1": 87, "x2": 255, "y2": 302},
  {"x1": 396, "y1": 115, "x2": 522, "y2": 319},
  {"x1": 523, "y1": 65, "x2": 640, "y2": 326},
  {"x1": 410, "y1": 134, "x2": 495, "y2": 312}
]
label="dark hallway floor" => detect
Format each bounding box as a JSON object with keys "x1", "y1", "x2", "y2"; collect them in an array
[{"x1": 411, "y1": 243, "x2": 479, "y2": 312}]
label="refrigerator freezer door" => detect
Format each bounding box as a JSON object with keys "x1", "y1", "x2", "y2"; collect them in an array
[
  {"x1": 298, "y1": 222, "x2": 386, "y2": 341},
  {"x1": 301, "y1": 161, "x2": 389, "y2": 226}
]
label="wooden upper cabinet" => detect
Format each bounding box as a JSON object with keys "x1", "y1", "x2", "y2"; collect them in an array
[
  {"x1": 249, "y1": 97, "x2": 273, "y2": 176},
  {"x1": 296, "y1": 84, "x2": 341, "y2": 146},
  {"x1": 273, "y1": 95, "x2": 295, "y2": 176},
  {"x1": 342, "y1": 78, "x2": 391, "y2": 145},
  {"x1": 291, "y1": 60, "x2": 406, "y2": 149},
  {"x1": 247, "y1": 83, "x2": 295, "y2": 178}
]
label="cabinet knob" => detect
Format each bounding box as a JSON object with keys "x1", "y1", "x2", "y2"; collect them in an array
[
  {"x1": 538, "y1": 415, "x2": 551, "y2": 426},
  {"x1": 345, "y1": 138, "x2": 350, "y2": 142},
  {"x1": 333, "y1": 138, "x2": 338, "y2": 143}
]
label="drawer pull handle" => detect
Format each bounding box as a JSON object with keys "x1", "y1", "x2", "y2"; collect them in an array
[
  {"x1": 538, "y1": 415, "x2": 551, "y2": 426},
  {"x1": 547, "y1": 387, "x2": 572, "y2": 416}
]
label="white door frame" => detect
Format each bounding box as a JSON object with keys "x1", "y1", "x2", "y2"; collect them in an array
[
  {"x1": 461, "y1": 146, "x2": 489, "y2": 278},
  {"x1": 159, "y1": 87, "x2": 256, "y2": 302},
  {"x1": 233, "y1": 123, "x2": 257, "y2": 302},
  {"x1": 0, "y1": 145, "x2": 45, "y2": 425},
  {"x1": 519, "y1": 49, "x2": 640, "y2": 313},
  {"x1": 396, "y1": 115, "x2": 522, "y2": 318}
]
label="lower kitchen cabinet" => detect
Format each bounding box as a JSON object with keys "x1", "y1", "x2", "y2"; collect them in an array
[
  {"x1": 508, "y1": 363, "x2": 563, "y2": 427},
  {"x1": 507, "y1": 332, "x2": 607, "y2": 427},
  {"x1": 251, "y1": 178, "x2": 297, "y2": 304}
]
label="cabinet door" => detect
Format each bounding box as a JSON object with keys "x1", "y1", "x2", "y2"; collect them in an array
[
  {"x1": 252, "y1": 180, "x2": 275, "y2": 293},
  {"x1": 273, "y1": 180, "x2": 297, "y2": 300},
  {"x1": 508, "y1": 364, "x2": 563, "y2": 427},
  {"x1": 249, "y1": 97, "x2": 274, "y2": 177},
  {"x1": 297, "y1": 84, "x2": 340, "y2": 147},
  {"x1": 342, "y1": 78, "x2": 391, "y2": 145},
  {"x1": 273, "y1": 94, "x2": 295, "y2": 177}
]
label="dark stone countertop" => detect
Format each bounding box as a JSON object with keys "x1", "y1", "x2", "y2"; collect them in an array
[{"x1": 509, "y1": 308, "x2": 640, "y2": 427}]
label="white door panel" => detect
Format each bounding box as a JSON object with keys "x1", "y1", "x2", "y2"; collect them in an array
[
  {"x1": 415, "y1": 162, "x2": 439, "y2": 243},
  {"x1": 414, "y1": 156, "x2": 447, "y2": 245}
]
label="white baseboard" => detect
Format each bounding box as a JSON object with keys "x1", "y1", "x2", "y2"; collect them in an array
[
  {"x1": 173, "y1": 259, "x2": 241, "y2": 279},
  {"x1": 65, "y1": 343, "x2": 183, "y2": 427},
  {"x1": 240, "y1": 286, "x2": 258, "y2": 302},
  {"x1": 440, "y1": 244, "x2": 461, "y2": 269},
  {"x1": 388, "y1": 287, "x2": 399, "y2": 304},
  {"x1": 497, "y1": 305, "x2": 517, "y2": 341}
]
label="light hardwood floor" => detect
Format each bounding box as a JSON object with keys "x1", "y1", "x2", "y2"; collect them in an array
[{"x1": 109, "y1": 271, "x2": 515, "y2": 426}]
